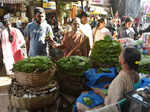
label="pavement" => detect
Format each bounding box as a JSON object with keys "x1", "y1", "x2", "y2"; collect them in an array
[{"x1": 0, "y1": 75, "x2": 9, "y2": 112}]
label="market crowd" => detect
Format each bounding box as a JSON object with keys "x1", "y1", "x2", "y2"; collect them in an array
[{"x1": 0, "y1": 7, "x2": 150, "y2": 112}]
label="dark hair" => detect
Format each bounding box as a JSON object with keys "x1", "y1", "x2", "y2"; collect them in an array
[
  {"x1": 125, "y1": 17, "x2": 132, "y2": 23},
  {"x1": 123, "y1": 47, "x2": 141, "y2": 72},
  {"x1": 98, "y1": 18, "x2": 105, "y2": 24},
  {"x1": 97, "y1": 18, "x2": 105, "y2": 27},
  {"x1": 78, "y1": 12, "x2": 88, "y2": 18},
  {"x1": 34, "y1": 7, "x2": 45, "y2": 14},
  {"x1": 2, "y1": 19, "x2": 13, "y2": 43}
]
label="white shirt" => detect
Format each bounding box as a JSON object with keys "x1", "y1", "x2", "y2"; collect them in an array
[
  {"x1": 80, "y1": 23, "x2": 93, "y2": 49},
  {"x1": 93, "y1": 27, "x2": 111, "y2": 42}
]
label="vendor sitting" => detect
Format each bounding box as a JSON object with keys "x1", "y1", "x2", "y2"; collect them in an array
[{"x1": 76, "y1": 47, "x2": 141, "y2": 112}]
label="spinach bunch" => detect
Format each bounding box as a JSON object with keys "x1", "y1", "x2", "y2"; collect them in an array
[
  {"x1": 56, "y1": 56, "x2": 92, "y2": 76},
  {"x1": 139, "y1": 55, "x2": 150, "y2": 74},
  {"x1": 90, "y1": 35, "x2": 122, "y2": 68},
  {"x1": 13, "y1": 56, "x2": 54, "y2": 73}
]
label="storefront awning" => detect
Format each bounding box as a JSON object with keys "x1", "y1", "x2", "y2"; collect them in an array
[{"x1": 0, "y1": 0, "x2": 25, "y2": 4}]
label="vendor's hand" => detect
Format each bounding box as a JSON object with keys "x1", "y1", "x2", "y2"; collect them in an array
[
  {"x1": 52, "y1": 43, "x2": 61, "y2": 48},
  {"x1": 45, "y1": 36, "x2": 51, "y2": 41},
  {"x1": 113, "y1": 31, "x2": 118, "y2": 39},
  {"x1": 91, "y1": 87, "x2": 105, "y2": 98},
  {"x1": 91, "y1": 87, "x2": 101, "y2": 94},
  {"x1": 104, "y1": 84, "x2": 109, "y2": 89}
]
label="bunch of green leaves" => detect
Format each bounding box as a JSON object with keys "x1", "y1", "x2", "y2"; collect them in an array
[
  {"x1": 13, "y1": 56, "x2": 54, "y2": 73},
  {"x1": 90, "y1": 35, "x2": 122, "y2": 68},
  {"x1": 139, "y1": 55, "x2": 150, "y2": 74},
  {"x1": 83, "y1": 97, "x2": 93, "y2": 106},
  {"x1": 56, "y1": 56, "x2": 92, "y2": 76},
  {"x1": 97, "y1": 68, "x2": 111, "y2": 73}
]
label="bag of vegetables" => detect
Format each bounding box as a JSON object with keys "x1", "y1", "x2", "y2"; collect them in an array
[
  {"x1": 90, "y1": 35, "x2": 122, "y2": 69},
  {"x1": 56, "y1": 56, "x2": 92, "y2": 96},
  {"x1": 13, "y1": 56, "x2": 56, "y2": 87}
]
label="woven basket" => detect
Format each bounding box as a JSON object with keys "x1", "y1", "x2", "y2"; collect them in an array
[
  {"x1": 14, "y1": 66, "x2": 56, "y2": 87},
  {"x1": 10, "y1": 92, "x2": 58, "y2": 110},
  {"x1": 56, "y1": 70, "x2": 88, "y2": 96},
  {"x1": 9, "y1": 81, "x2": 59, "y2": 110}
]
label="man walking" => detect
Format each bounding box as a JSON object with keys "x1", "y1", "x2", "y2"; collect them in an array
[{"x1": 25, "y1": 7, "x2": 56, "y2": 56}]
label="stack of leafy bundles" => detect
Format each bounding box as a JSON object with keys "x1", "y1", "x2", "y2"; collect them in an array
[
  {"x1": 56, "y1": 56, "x2": 92, "y2": 76},
  {"x1": 13, "y1": 56, "x2": 54, "y2": 73},
  {"x1": 139, "y1": 55, "x2": 150, "y2": 74},
  {"x1": 90, "y1": 35, "x2": 122, "y2": 72}
]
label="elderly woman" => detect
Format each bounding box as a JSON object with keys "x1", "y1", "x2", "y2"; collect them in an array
[
  {"x1": 76, "y1": 47, "x2": 141, "y2": 112},
  {"x1": 54, "y1": 17, "x2": 90, "y2": 57}
]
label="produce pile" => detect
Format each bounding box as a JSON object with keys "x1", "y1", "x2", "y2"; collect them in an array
[
  {"x1": 90, "y1": 35, "x2": 122, "y2": 68},
  {"x1": 139, "y1": 55, "x2": 150, "y2": 74},
  {"x1": 56, "y1": 56, "x2": 92, "y2": 76},
  {"x1": 13, "y1": 56, "x2": 54, "y2": 73},
  {"x1": 83, "y1": 97, "x2": 93, "y2": 106}
]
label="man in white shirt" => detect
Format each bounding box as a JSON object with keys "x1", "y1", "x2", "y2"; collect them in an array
[{"x1": 79, "y1": 12, "x2": 93, "y2": 54}]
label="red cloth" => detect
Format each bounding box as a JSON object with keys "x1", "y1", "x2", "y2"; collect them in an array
[{"x1": 10, "y1": 29, "x2": 24, "y2": 63}]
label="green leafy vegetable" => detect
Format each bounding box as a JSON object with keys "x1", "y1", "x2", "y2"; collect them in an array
[
  {"x1": 83, "y1": 97, "x2": 93, "y2": 106},
  {"x1": 56, "y1": 56, "x2": 92, "y2": 76},
  {"x1": 90, "y1": 35, "x2": 122, "y2": 69},
  {"x1": 139, "y1": 55, "x2": 150, "y2": 74},
  {"x1": 13, "y1": 56, "x2": 54, "y2": 73}
]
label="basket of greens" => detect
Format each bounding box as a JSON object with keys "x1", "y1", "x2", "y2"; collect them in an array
[
  {"x1": 56, "y1": 56, "x2": 92, "y2": 96},
  {"x1": 13, "y1": 56, "x2": 56, "y2": 87},
  {"x1": 90, "y1": 35, "x2": 122, "y2": 69}
]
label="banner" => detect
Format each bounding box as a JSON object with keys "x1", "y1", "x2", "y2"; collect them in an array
[
  {"x1": 91, "y1": 0, "x2": 104, "y2": 5},
  {"x1": 43, "y1": 1, "x2": 56, "y2": 10}
]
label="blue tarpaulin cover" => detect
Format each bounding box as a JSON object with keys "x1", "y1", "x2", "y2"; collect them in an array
[{"x1": 73, "y1": 67, "x2": 117, "y2": 112}]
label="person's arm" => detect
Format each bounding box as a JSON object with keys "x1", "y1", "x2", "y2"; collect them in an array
[
  {"x1": 105, "y1": 74, "x2": 125, "y2": 105},
  {"x1": 91, "y1": 87, "x2": 105, "y2": 99},
  {"x1": 46, "y1": 25, "x2": 58, "y2": 47},
  {"x1": 26, "y1": 36, "x2": 30, "y2": 56},
  {"x1": 53, "y1": 32, "x2": 69, "y2": 49},
  {"x1": 24, "y1": 24, "x2": 30, "y2": 56}
]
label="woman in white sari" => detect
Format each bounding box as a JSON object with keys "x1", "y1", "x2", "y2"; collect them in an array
[{"x1": 0, "y1": 19, "x2": 25, "y2": 75}]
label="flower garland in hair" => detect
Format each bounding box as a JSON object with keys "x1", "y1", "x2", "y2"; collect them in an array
[{"x1": 135, "y1": 61, "x2": 140, "y2": 65}]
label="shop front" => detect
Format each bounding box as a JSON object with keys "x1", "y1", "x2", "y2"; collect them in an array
[{"x1": 0, "y1": 0, "x2": 28, "y2": 25}]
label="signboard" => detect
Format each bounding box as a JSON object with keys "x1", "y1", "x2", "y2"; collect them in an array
[
  {"x1": 43, "y1": 1, "x2": 56, "y2": 10},
  {"x1": 91, "y1": 0, "x2": 104, "y2": 5}
]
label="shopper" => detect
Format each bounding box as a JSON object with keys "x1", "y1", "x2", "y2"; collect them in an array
[
  {"x1": 118, "y1": 17, "x2": 135, "y2": 39},
  {"x1": 0, "y1": 18, "x2": 25, "y2": 75},
  {"x1": 79, "y1": 12, "x2": 93, "y2": 55},
  {"x1": 25, "y1": 7, "x2": 57, "y2": 56},
  {"x1": 54, "y1": 17, "x2": 90, "y2": 57},
  {"x1": 93, "y1": 18, "x2": 111, "y2": 43}
]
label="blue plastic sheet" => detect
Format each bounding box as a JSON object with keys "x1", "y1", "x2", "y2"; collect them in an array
[
  {"x1": 140, "y1": 78, "x2": 150, "y2": 88},
  {"x1": 73, "y1": 67, "x2": 117, "y2": 112},
  {"x1": 85, "y1": 67, "x2": 117, "y2": 88}
]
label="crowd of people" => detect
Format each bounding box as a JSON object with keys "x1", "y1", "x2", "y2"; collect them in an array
[{"x1": 0, "y1": 6, "x2": 149, "y2": 112}]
